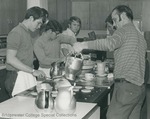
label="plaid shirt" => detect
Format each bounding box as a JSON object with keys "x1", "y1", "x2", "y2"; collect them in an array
[{"x1": 88, "y1": 23, "x2": 147, "y2": 86}]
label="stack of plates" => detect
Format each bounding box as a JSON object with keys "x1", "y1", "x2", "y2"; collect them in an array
[
  {"x1": 81, "y1": 86, "x2": 94, "y2": 93},
  {"x1": 82, "y1": 60, "x2": 95, "y2": 70},
  {"x1": 79, "y1": 60, "x2": 96, "y2": 77}
]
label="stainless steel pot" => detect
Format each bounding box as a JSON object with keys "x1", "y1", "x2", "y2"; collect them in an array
[{"x1": 65, "y1": 53, "x2": 83, "y2": 81}]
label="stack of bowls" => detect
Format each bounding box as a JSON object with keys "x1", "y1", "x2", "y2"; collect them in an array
[{"x1": 79, "y1": 60, "x2": 96, "y2": 77}]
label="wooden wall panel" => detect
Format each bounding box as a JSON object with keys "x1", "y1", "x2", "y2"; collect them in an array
[
  {"x1": 142, "y1": 1, "x2": 150, "y2": 31},
  {"x1": 11, "y1": 0, "x2": 27, "y2": 27},
  {"x1": 48, "y1": 0, "x2": 57, "y2": 19},
  {"x1": 46, "y1": 0, "x2": 143, "y2": 30},
  {"x1": 72, "y1": 1, "x2": 90, "y2": 30},
  {"x1": 0, "y1": 1, "x2": 10, "y2": 34},
  {"x1": 48, "y1": 0, "x2": 72, "y2": 24},
  {"x1": 0, "y1": 0, "x2": 27, "y2": 35},
  {"x1": 90, "y1": 0, "x2": 109, "y2": 30},
  {"x1": 66, "y1": 0, "x2": 72, "y2": 19},
  {"x1": 109, "y1": 0, "x2": 142, "y2": 19},
  {"x1": 57, "y1": 0, "x2": 68, "y2": 23},
  {"x1": 128, "y1": 0, "x2": 142, "y2": 19}
]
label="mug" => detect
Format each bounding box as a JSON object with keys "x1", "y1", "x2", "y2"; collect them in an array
[
  {"x1": 85, "y1": 73, "x2": 95, "y2": 81},
  {"x1": 97, "y1": 61, "x2": 106, "y2": 76}
]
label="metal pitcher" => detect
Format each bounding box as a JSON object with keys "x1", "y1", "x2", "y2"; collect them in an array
[
  {"x1": 50, "y1": 62, "x2": 65, "y2": 79},
  {"x1": 65, "y1": 53, "x2": 84, "y2": 81},
  {"x1": 35, "y1": 83, "x2": 54, "y2": 111}
]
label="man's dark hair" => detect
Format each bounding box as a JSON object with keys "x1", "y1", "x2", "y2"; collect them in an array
[
  {"x1": 25, "y1": 7, "x2": 45, "y2": 21},
  {"x1": 41, "y1": 8, "x2": 49, "y2": 24},
  {"x1": 40, "y1": 19, "x2": 62, "y2": 34},
  {"x1": 112, "y1": 5, "x2": 133, "y2": 21},
  {"x1": 105, "y1": 14, "x2": 116, "y2": 30},
  {"x1": 105, "y1": 14, "x2": 113, "y2": 25}
]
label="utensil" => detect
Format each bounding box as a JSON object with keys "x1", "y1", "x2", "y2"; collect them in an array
[{"x1": 97, "y1": 61, "x2": 106, "y2": 76}]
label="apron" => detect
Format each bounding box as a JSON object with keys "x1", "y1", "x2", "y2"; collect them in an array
[{"x1": 12, "y1": 71, "x2": 37, "y2": 96}]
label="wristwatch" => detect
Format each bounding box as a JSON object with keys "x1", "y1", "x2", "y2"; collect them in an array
[{"x1": 32, "y1": 69, "x2": 35, "y2": 74}]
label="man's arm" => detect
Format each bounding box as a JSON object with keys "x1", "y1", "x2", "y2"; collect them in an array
[
  {"x1": 73, "y1": 31, "x2": 123, "y2": 53},
  {"x1": 7, "y1": 49, "x2": 46, "y2": 77},
  {"x1": 57, "y1": 34, "x2": 77, "y2": 45}
]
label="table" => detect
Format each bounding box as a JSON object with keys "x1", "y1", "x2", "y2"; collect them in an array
[
  {"x1": 17, "y1": 74, "x2": 114, "y2": 119},
  {"x1": 0, "y1": 96, "x2": 100, "y2": 119}
]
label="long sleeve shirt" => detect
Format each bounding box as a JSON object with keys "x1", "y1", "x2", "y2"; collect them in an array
[
  {"x1": 87, "y1": 23, "x2": 147, "y2": 86},
  {"x1": 34, "y1": 34, "x2": 76, "y2": 68}
]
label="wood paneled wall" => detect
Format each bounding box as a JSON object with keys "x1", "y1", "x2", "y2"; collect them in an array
[
  {"x1": 48, "y1": 0, "x2": 72, "y2": 24},
  {"x1": 47, "y1": 0, "x2": 143, "y2": 30},
  {"x1": 0, "y1": 0, "x2": 149, "y2": 34},
  {"x1": 142, "y1": 1, "x2": 150, "y2": 31},
  {"x1": 0, "y1": 0, "x2": 27, "y2": 35}
]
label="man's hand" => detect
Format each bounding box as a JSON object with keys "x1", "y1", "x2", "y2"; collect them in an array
[
  {"x1": 73, "y1": 42, "x2": 88, "y2": 53},
  {"x1": 32, "y1": 70, "x2": 46, "y2": 79}
]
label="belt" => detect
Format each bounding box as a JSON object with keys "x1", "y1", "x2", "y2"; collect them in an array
[{"x1": 114, "y1": 78, "x2": 130, "y2": 83}]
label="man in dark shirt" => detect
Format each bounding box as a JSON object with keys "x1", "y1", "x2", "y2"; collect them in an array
[{"x1": 5, "y1": 7, "x2": 46, "y2": 97}]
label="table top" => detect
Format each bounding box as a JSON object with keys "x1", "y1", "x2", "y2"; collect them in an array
[
  {"x1": 17, "y1": 73, "x2": 114, "y2": 104},
  {"x1": 0, "y1": 96, "x2": 98, "y2": 119},
  {"x1": 76, "y1": 73, "x2": 114, "y2": 89}
]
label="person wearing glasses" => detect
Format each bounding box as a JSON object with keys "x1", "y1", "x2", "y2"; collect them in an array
[
  {"x1": 73, "y1": 5, "x2": 147, "y2": 119},
  {"x1": 105, "y1": 13, "x2": 116, "y2": 36},
  {"x1": 34, "y1": 19, "x2": 76, "y2": 78}
]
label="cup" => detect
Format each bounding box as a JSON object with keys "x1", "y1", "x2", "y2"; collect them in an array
[
  {"x1": 85, "y1": 73, "x2": 95, "y2": 81},
  {"x1": 96, "y1": 77, "x2": 106, "y2": 85},
  {"x1": 97, "y1": 61, "x2": 106, "y2": 76}
]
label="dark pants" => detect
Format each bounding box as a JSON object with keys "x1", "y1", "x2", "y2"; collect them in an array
[
  {"x1": 107, "y1": 80, "x2": 145, "y2": 119},
  {"x1": 5, "y1": 70, "x2": 18, "y2": 97},
  {"x1": 146, "y1": 84, "x2": 150, "y2": 118},
  {"x1": 141, "y1": 84, "x2": 150, "y2": 119}
]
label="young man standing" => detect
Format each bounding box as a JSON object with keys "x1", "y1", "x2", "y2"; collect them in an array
[{"x1": 5, "y1": 7, "x2": 46, "y2": 97}]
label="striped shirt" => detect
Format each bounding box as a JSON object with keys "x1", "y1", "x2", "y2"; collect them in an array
[{"x1": 88, "y1": 23, "x2": 147, "y2": 86}]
